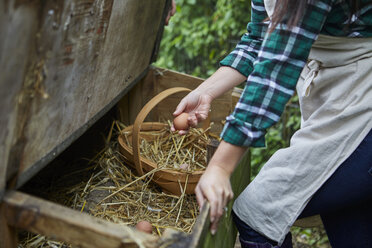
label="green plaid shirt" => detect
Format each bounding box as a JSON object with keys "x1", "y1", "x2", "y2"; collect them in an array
[{"x1": 220, "y1": 0, "x2": 372, "y2": 147}]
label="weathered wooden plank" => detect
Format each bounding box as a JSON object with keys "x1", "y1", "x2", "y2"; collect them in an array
[
  {"x1": 294, "y1": 215, "x2": 323, "y2": 228},
  {"x1": 189, "y1": 202, "x2": 211, "y2": 248},
  {"x1": 3, "y1": 191, "x2": 158, "y2": 248},
  {"x1": 0, "y1": 203, "x2": 18, "y2": 248},
  {"x1": 0, "y1": 0, "x2": 40, "y2": 198},
  {"x1": 192, "y1": 151, "x2": 251, "y2": 248},
  {"x1": 117, "y1": 68, "x2": 157, "y2": 125},
  {"x1": 0, "y1": 0, "x2": 168, "y2": 190}
]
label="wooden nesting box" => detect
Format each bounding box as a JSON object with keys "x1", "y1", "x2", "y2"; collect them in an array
[{"x1": 0, "y1": 0, "x2": 252, "y2": 247}]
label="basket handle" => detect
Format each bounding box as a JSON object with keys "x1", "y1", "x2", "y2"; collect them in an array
[{"x1": 132, "y1": 87, "x2": 210, "y2": 176}]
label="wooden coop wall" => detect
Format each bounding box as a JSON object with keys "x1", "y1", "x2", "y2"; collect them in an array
[{"x1": 0, "y1": 0, "x2": 168, "y2": 194}]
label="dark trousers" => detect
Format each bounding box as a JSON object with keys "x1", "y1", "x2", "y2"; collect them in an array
[{"x1": 233, "y1": 129, "x2": 372, "y2": 248}]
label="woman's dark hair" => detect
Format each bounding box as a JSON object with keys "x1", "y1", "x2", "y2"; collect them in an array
[{"x1": 270, "y1": 0, "x2": 361, "y2": 31}]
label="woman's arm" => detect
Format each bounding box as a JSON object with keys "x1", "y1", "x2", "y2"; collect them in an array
[
  {"x1": 195, "y1": 66, "x2": 246, "y2": 100},
  {"x1": 173, "y1": 0, "x2": 269, "y2": 131},
  {"x1": 195, "y1": 140, "x2": 247, "y2": 234},
  {"x1": 221, "y1": 1, "x2": 333, "y2": 147}
]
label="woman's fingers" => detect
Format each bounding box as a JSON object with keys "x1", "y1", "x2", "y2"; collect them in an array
[
  {"x1": 195, "y1": 186, "x2": 205, "y2": 209},
  {"x1": 170, "y1": 124, "x2": 176, "y2": 132},
  {"x1": 204, "y1": 187, "x2": 219, "y2": 223},
  {"x1": 211, "y1": 188, "x2": 233, "y2": 234},
  {"x1": 222, "y1": 187, "x2": 234, "y2": 207},
  {"x1": 196, "y1": 184, "x2": 224, "y2": 235},
  {"x1": 200, "y1": 185, "x2": 227, "y2": 235},
  {"x1": 188, "y1": 114, "x2": 199, "y2": 127},
  {"x1": 210, "y1": 189, "x2": 225, "y2": 234},
  {"x1": 173, "y1": 99, "x2": 187, "y2": 116},
  {"x1": 173, "y1": 91, "x2": 211, "y2": 129},
  {"x1": 178, "y1": 130, "x2": 188, "y2": 135},
  {"x1": 174, "y1": 111, "x2": 207, "y2": 133},
  {"x1": 194, "y1": 165, "x2": 235, "y2": 235},
  {"x1": 195, "y1": 111, "x2": 208, "y2": 122}
]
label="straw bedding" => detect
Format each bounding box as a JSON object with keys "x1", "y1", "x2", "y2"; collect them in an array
[{"x1": 19, "y1": 121, "x2": 216, "y2": 247}]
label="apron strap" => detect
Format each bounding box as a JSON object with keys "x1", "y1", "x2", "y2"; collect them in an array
[{"x1": 302, "y1": 60, "x2": 321, "y2": 97}]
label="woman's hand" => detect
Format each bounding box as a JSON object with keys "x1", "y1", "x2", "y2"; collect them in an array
[
  {"x1": 171, "y1": 67, "x2": 246, "y2": 134},
  {"x1": 195, "y1": 165, "x2": 234, "y2": 234},
  {"x1": 195, "y1": 141, "x2": 247, "y2": 235},
  {"x1": 172, "y1": 90, "x2": 213, "y2": 134}
]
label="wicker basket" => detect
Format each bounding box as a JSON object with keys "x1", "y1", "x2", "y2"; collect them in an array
[{"x1": 118, "y1": 87, "x2": 208, "y2": 195}]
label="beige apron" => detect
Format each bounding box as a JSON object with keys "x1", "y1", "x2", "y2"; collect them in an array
[{"x1": 233, "y1": 0, "x2": 372, "y2": 244}]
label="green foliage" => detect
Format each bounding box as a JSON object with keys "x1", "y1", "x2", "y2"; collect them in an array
[
  {"x1": 291, "y1": 226, "x2": 331, "y2": 247},
  {"x1": 156, "y1": 0, "x2": 251, "y2": 78}
]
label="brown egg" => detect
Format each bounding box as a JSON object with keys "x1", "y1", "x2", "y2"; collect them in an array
[
  {"x1": 173, "y1": 113, "x2": 190, "y2": 130},
  {"x1": 135, "y1": 220, "x2": 153, "y2": 234}
]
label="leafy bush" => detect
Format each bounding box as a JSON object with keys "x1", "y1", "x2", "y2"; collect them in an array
[{"x1": 156, "y1": 0, "x2": 251, "y2": 78}]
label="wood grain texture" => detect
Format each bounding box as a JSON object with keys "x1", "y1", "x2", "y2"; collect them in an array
[
  {"x1": 117, "y1": 69, "x2": 157, "y2": 125},
  {"x1": 189, "y1": 202, "x2": 211, "y2": 248},
  {"x1": 0, "y1": 203, "x2": 18, "y2": 248},
  {"x1": 0, "y1": 0, "x2": 40, "y2": 197},
  {"x1": 3, "y1": 191, "x2": 158, "y2": 248},
  {"x1": 294, "y1": 215, "x2": 323, "y2": 228},
  {"x1": 0, "y1": 0, "x2": 167, "y2": 190}
]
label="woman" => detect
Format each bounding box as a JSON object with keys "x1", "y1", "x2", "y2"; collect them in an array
[{"x1": 172, "y1": 0, "x2": 372, "y2": 247}]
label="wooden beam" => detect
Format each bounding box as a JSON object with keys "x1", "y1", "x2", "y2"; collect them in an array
[
  {"x1": 189, "y1": 202, "x2": 211, "y2": 248},
  {"x1": 294, "y1": 215, "x2": 323, "y2": 228},
  {"x1": 3, "y1": 191, "x2": 158, "y2": 248},
  {"x1": 0, "y1": 203, "x2": 18, "y2": 248},
  {"x1": 0, "y1": 0, "x2": 39, "y2": 197}
]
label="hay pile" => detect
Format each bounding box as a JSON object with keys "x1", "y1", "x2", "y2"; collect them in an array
[{"x1": 19, "y1": 121, "x2": 214, "y2": 247}]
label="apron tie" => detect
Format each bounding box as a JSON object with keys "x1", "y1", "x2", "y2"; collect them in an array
[{"x1": 302, "y1": 60, "x2": 321, "y2": 97}]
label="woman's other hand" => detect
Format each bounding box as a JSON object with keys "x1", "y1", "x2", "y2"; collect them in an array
[
  {"x1": 195, "y1": 164, "x2": 234, "y2": 235},
  {"x1": 195, "y1": 141, "x2": 247, "y2": 235}
]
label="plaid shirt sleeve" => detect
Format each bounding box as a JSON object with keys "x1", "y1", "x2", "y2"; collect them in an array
[
  {"x1": 221, "y1": 0, "x2": 333, "y2": 147},
  {"x1": 220, "y1": 0, "x2": 268, "y2": 77}
]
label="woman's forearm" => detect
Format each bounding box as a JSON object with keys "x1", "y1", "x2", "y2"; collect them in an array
[
  {"x1": 196, "y1": 66, "x2": 246, "y2": 100},
  {"x1": 207, "y1": 140, "x2": 247, "y2": 176}
]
